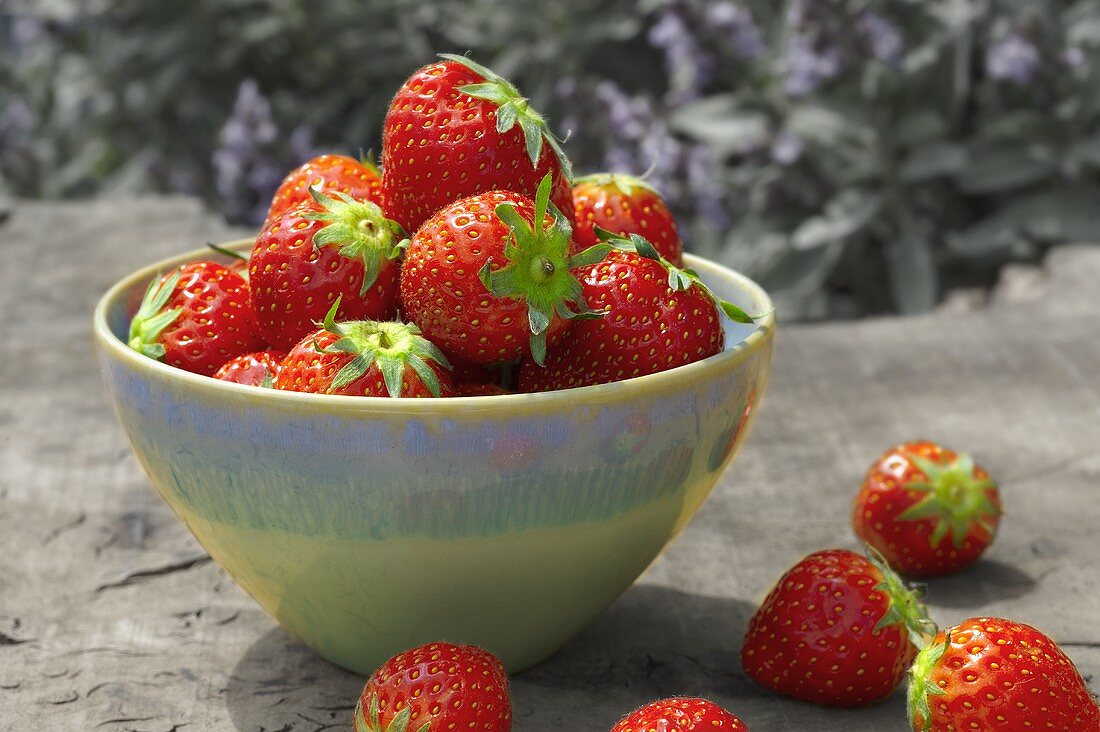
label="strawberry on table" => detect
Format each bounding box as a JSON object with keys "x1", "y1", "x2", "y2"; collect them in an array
[
  {"x1": 128, "y1": 261, "x2": 266, "y2": 376},
  {"x1": 852, "y1": 441, "x2": 1002, "y2": 577},
  {"x1": 265, "y1": 153, "x2": 383, "y2": 224},
  {"x1": 573, "y1": 173, "x2": 684, "y2": 265},
  {"x1": 382, "y1": 53, "x2": 573, "y2": 234},
  {"x1": 611, "y1": 697, "x2": 749, "y2": 731},
  {"x1": 213, "y1": 349, "x2": 285, "y2": 387},
  {"x1": 354, "y1": 641, "x2": 511, "y2": 732},
  {"x1": 400, "y1": 174, "x2": 610, "y2": 365},
  {"x1": 907, "y1": 617, "x2": 1100, "y2": 731},
  {"x1": 274, "y1": 301, "x2": 452, "y2": 398},
  {"x1": 250, "y1": 187, "x2": 403, "y2": 350},
  {"x1": 741, "y1": 548, "x2": 935, "y2": 707},
  {"x1": 518, "y1": 233, "x2": 752, "y2": 392}
]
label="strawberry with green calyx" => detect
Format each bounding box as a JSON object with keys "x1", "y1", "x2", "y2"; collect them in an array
[
  {"x1": 128, "y1": 261, "x2": 266, "y2": 376},
  {"x1": 573, "y1": 173, "x2": 684, "y2": 265},
  {"x1": 274, "y1": 300, "x2": 452, "y2": 398},
  {"x1": 517, "y1": 232, "x2": 753, "y2": 392},
  {"x1": 354, "y1": 642, "x2": 511, "y2": 732},
  {"x1": 400, "y1": 174, "x2": 611, "y2": 366},
  {"x1": 249, "y1": 185, "x2": 404, "y2": 350},
  {"x1": 852, "y1": 441, "x2": 1002, "y2": 577},
  {"x1": 907, "y1": 617, "x2": 1100, "y2": 731},
  {"x1": 741, "y1": 547, "x2": 936, "y2": 707},
  {"x1": 381, "y1": 54, "x2": 574, "y2": 234},
  {"x1": 265, "y1": 152, "x2": 383, "y2": 224}
]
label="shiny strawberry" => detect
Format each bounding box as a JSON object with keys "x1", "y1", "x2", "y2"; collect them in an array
[
  {"x1": 908, "y1": 617, "x2": 1100, "y2": 731},
  {"x1": 354, "y1": 642, "x2": 511, "y2": 732},
  {"x1": 250, "y1": 188, "x2": 403, "y2": 349},
  {"x1": 518, "y1": 234, "x2": 752, "y2": 392},
  {"x1": 382, "y1": 54, "x2": 573, "y2": 234},
  {"x1": 213, "y1": 349, "x2": 285, "y2": 386},
  {"x1": 852, "y1": 441, "x2": 1002, "y2": 577},
  {"x1": 265, "y1": 153, "x2": 383, "y2": 224},
  {"x1": 741, "y1": 548, "x2": 934, "y2": 707},
  {"x1": 611, "y1": 697, "x2": 749, "y2": 732},
  {"x1": 128, "y1": 261, "x2": 265, "y2": 376},
  {"x1": 573, "y1": 173, "x2": 684, "y2": 265},
  {"x1": 400, "y1": 175, "x2": 609, "y2": 365},
  {"x1": 274, "y1": 301, "x2": 451, "y2": 398}
]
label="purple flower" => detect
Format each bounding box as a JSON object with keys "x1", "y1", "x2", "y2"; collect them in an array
[
  {"x1": 648, "y1": 6, "x2": 714, "y2": 102},
  {"x1": 1062, "y1": 47, "x2": 1086, "y2": 69},
  {"x1": 986, "y1": 33, "x2": 1040, "y2": 85},
  {"x1": 770, "y1": 131, "x2": 804, "y2": 166},
  {"x1": 858, "y1": 11, "x2": 903, "y2": 67},
  {"x1": 785, "y1": 33, "x2": 844, "y2": 96},
  {"x1": 212, "y1": 79, "x2": 285, "y2": 223},
  {"x1": 706, "y1": 1, "x2": 766, "y2": 60}
]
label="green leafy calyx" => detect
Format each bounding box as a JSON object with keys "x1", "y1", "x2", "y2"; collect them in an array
[
  {"x1": 867, "y1": 545, "x2": 938, "y2": 649},
  {"x1": 128, "y1": 269, "x2": 184, "y2": 360},
  {"x1": 477, "y1": 174, "x2": 611, "y2": 365},
  {"x1": 897, "y1": 451, "x2": 1001, "y2": 549},
  {"x1": 594, "y1": 227, "x2": 757, "y2": 324},
  {"x1": 906, "y1": 632, "x2": 950, "y2": 732},
  {"x1": 303, "y1": 186, "x2": 404, "y2": 296},
  {"x1": 317, "y1": 298, "x2": 450, "y2": 397},
  {"x1": 354, "y1": 693, "x2": 430, "y2": 732},
  {"x1": 575, "y1": 172, "x2": 660, "y2": 197},
  {"x1": 441, "y1": 53, "x2": 574, "y2": 181}
]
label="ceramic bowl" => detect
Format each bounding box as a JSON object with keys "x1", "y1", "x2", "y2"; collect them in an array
[{"x1": 93, "y1": 240, "x2": 775, "y2": 674}]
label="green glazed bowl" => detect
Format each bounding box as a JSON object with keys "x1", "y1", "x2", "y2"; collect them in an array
[{"x1": 93, "y1": 240, "x2": 775, "y2": 674}]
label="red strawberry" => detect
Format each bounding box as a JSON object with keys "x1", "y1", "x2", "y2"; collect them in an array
[
  {"x1": 128, "y1": 261, "x2": 266, "y2": 376},
  {"x1": 382, "y1": 54, "x2": 573, "y2": 234},
  {"x1": 518, "y1": 234, "x2": 751, "y2": 392},
  {"x1": 400, "y1": 175, "x2": 608, "y2": 365},
  {"x1": 453, "y1": 382, "x2": 511, "y2": 397},
  {"x1": 250, "y1": 188, "x2": 403, "y2": 349},
  {"x1": 852, "y1": 441, "x2": 1002, "y2": 577},
  {"x1": 741, "y1": 548, "x2": 934, "y2": 707},
  {"x1": 354, "y1": 642, "x2": 511, "y2": 732},
  {"x1": 611, "y1": 697, "x2": 749, "y2": 732},
  {"x1": 573, "y1": 174, "x2": 684, "y2": 265},
  {"x1": 908, "y1": 617, "x2": 1100, "y2": 731},
  {"x1": 266, "y1": 153, "x2": 383, "y2": 224},
  {"x1": 213, "y1": 349, "x2": 285, "y2": 387},
  {"x1": 274, "y1": 302, "x2": 452, "y2": 397}
]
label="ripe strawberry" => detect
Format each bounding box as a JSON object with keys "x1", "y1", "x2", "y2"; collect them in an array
[
  {"x1": 213, "y1": 349, "x2": 285, "y2": 387},
  {"x1": 128, "y1": 261, "x2": 266, "y2": 376},
  {"x1": 452, "y1": 382, "x2": 510, "y2": 397},
  {"x1": 518, "y1": 234, "x2": 752, "y2": 392},
  {"x1": 274, "y1": 302, "x2": 452, "y2": 397},
  {"x1": 741, "y1": 548, "x2": 934, "y2": 707},
  {"x1": 908, "y1": 617, "x2": 1100, "y2": 731},
  {"x1": 400, "y1": 175, "x2": 609, "y2": 365},
  {"x1": 852, "y1": 441, "x2": 1002, "y2": 577},
  {"x1": 250, "y1": 188, "x2": 403, "y2": 349},
  {"x1": 382, "y1": 54, "x2": 573, "y2": 234},
  {"x1": 573, "y1": 173, "x2": 684, "y2": 265},
  {"x1": 265, "y1": 153, "x2": 383, "y2": 224},
  {"x1": 611, "y1": 697, "x2": 749, "y2": 732},
  {"x1": 354, "y1": 642, "x2": 511, "y2": 732}
]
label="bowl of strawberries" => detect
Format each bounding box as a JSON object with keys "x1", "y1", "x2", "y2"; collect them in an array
[{"x1": 93, "y1": 54, "x2": 775, "y2": 675}]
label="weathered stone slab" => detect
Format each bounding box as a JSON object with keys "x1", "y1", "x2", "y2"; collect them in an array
[{"x1": 0, "y1": 199, "x2": 1096, "y2": 730}]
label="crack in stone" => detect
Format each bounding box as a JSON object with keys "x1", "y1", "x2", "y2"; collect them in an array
[{"x1": 94, "y1": 554, "x2": 212, "y2": 594}]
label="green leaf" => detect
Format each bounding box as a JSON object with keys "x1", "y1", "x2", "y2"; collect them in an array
[
  {"x1": 899, "y1": 142, "x2": 967, "y2": 183},
  {"x1": 955, "y1": 145, "x2": 1056, "y2": 194},
  {"x1": 792, "y1": 190, "x2": 882, "y2": 250}
]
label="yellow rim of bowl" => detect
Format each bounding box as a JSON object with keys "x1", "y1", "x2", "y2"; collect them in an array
[{"x1": 93, "y1": 239, "x2": 775, "y2": 415}]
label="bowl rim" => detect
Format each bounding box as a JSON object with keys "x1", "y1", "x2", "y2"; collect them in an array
[{"x1": 93, "y1": 239, "x2": 775, "y2": 413}]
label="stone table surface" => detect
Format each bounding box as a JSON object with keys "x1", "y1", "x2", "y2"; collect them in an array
[{"x1": 1, "y1": 196, "x2": 1098, "y2": 731}]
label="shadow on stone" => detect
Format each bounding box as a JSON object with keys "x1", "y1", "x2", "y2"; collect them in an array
[
  {"x1": 224, "y1": 626, "x2": 361, "y2": 732},
  {"x1": 923, "y1": 559, "x2": 1038, "y2": 608},
  {"x1": 517, "y1": 583, "x2": 759, "y2": 704}
]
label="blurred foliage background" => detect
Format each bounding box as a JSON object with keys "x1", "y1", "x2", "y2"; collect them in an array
[{"x1": 4, "y1": 0, "x2": 1100, "y2": 318}]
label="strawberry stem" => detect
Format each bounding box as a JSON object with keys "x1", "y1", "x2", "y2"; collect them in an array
[
  {"x1": 127, "y1": 269, "x2": 184, "y2": 360},
  {"x1": 906, "y1": 632, "x2": 950, "y2": 732},
  {"x1": 898, "y1": 452, "x2": 1001, "y2": 549},
  {"x1": 302, "y1": 187, "x2": 404, "y2": 296},
  {"x1": 866, "y1": 545, "x2": 938, "y2": 648}
]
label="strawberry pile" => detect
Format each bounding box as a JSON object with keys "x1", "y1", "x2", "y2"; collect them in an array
[{"x1": 128, "y1": 55, "x2": 754, "y2": 397}]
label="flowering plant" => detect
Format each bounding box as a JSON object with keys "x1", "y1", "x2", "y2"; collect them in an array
[{"x1": 4, "y1": 0, "x2": 1099, "y2": 316}]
